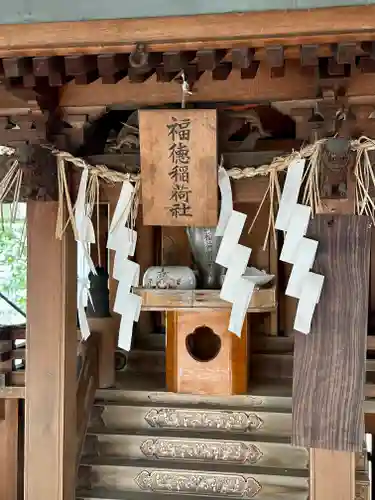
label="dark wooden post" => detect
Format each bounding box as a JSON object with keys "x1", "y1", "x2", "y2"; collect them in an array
[{"x1": 25, "y1": 201, "x2": 77, "y2": 500}]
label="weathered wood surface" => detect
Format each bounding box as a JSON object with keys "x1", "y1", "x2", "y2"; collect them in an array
[
  {"x1": 88, "y1": 318, "x2": 117, "y2": 389},
  {"x1": 60, "y1": 65, "x2": 375, "y2": 108},
  {"x1": 25, "y1": 201, "x2": 77, "y2": 500},
  {"x1": 0, "y1": 386, "x2": 25, "y2": 399},
  {"x1": 134, "y1": 287, "x2": 276, "y2": 312},
  {"x1": 139, "y1": 109, "x2": 218, "y2": 227},
  {"x1": 166, "y1": 310, "x2": 248, "y2": 395},
  {"x1": 293, "y1": 215, "x2": 371, "y2": 451},
  {"x1": 310, "y1": 449, "x2": 356, "y2": 500},
  {"x1": 1, "y1": 6, "x2": 375, "y2": 57},
  {"x1": 0, "y1": 398, "x2": 18, "y2": 500}
]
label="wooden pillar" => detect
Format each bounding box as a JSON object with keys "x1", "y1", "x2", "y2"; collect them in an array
[
  {"x1": 25, "y1": 201, "x2": 77, "y2": 500},
  {"x1": 310, "y1": 449, "x2": 355, "y2": 500},
  {"x1": 0, "y1": 398, "x2": 19, "y2": 500}
]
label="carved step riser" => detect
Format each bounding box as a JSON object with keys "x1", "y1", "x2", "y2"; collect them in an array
[
  {"x1": 98, "y1": 406, "x2": 292, "y2": 437},
  {"x1": 80, "y1": 464, "x2": 309, "y2": 499},
  {"x1": 89, "y1": 433, "x2": 308, "y2": 470}
]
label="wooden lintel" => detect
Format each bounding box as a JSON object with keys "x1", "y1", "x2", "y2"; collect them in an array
[
  {"x1": 2, "y1": 6, "x2": 375, "y2": 57},
  {"x1": 59, "y1": 60, "x2": 375, "y2": 107},
  {"x1": 163, "y1": 51, "x2": 195, "y2": 72},
  {"x1": 196, "y1": 49, "x2": 227, "y2": 71},
  {"x1": 335, "y1": 42, "x2": 357, "y2": 65},
  {"x1": 232, "y1": 48, "x2": 255, "y2": 69},
  {"x1": 300, "y1": 44, "x2": 319, "y2": 66}
]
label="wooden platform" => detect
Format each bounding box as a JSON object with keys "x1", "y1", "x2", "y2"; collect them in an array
[{"x1": 133, "y1": 287, "x2": 276, "y2": 312}]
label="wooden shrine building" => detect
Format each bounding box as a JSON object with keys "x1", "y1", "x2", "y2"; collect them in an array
[{"x1": 2, "y1": 3, "x2": 375, "y2": 500}]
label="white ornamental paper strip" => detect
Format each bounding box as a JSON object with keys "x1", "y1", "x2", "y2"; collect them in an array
[
  {"x1": 75, "y1": 167, "x2": 89, "y2": 234},
  {"x1": 75, "y1": 169, "x2": 97, "y2": 340},
  {"x1": 285, "y1": 238, "x2": 318, "y2": 298},
  {"x1": 274, "y1": 159, "x2": 324, "y2": 334},
  {"x1": 107, "y1": 180, "x2": 141, "y2": 352},
  {"x1": 294, "y1": 272, "x2": 324, "y2": 334},
  {"x1": 109, "y1": 181, "x2": 134, "y2": 234},
  {"x1": 216, "y1": 211, "x2": 247, "y2": 267},
  {"x1": 216, "y1": 166, "x2": 233, "y2": 237},
  {"x1": 118, "y1": 294, "x2": 142, "y2": 351},
  {"x1": 228, "y1": 278, "x2": 255, "y2": 337},
  {"x1": 77, "y1": 276, "x2": 91, "y2": 340},
  {"x1": 280, "y1": 204, "x2": 311, "y2": 263},
  {"x1": 220, "y1": 244, "x2": 252, "y2": 303},
  {"x1": 112, "y1": 229, "x2": 137, "y2": 281},
  {"x1": 107, "y1": 223, "x2": 137, "y2": 252},
  {"x1": 113, "y1": 262, "x2": 140, "y2": 315},
  {"x1": 216, "y1": 201, "x2": 254, "y2": 337},
  {"x1": 275, "y1": 159, "x2": 305, "y2": 231}
]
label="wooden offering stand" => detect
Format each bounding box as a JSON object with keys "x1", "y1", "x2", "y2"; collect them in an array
[{"x1": 135, "y1": 287, "x2": 276, "y2": 395}]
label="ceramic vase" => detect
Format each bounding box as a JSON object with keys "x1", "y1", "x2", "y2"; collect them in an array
[{"x1": 142, "y1": 266, "x2": 196, "y2": 290}]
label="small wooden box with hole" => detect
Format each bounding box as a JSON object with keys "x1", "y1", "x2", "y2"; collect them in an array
[{"x1": 165, "y1": 310, "x2": 248, "y2": 396}]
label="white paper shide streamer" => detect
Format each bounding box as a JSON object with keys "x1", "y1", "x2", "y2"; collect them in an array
[
  {"x1": 275, "y1": 159, "x2": 324, "y2": 334},
  {"x1": 75, "y1": 168, "x2": 96, "y2": 340},
  {"x1": 215, "y1": 166, "x2": 254, "y2": 337},
  {"x1": 107, "y1": 181, "x2": 141, "y2": 351}
]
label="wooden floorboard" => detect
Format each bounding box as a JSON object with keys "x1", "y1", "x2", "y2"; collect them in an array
[{"x1": 292, "y1": 215, "x2": 371, "y2": 452}]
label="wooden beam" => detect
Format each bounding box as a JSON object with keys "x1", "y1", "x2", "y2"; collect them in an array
[
  {"x1": 2, "y1": 6, "x2": 375, "y2": 56},
  {"x1": 25, "y1": 201, "x2": 77, "y2": 500},
  {"x1": 0, "y1": 399, "x2": 18, "y2": 500},
  {"x1": 60, "y1": 61, "x2": 375, "y2": 108},
  {"x1": 310, "y1": 449, "x2": 355, "y2": 500}
]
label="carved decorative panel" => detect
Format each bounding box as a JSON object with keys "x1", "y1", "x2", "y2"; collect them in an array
[
  {"x1": 140, "y1": 438, "x2": 263, "y2": 464},
  {"x1": 135, "y1": 470, "x2": 262, "y2": 497},
  {"x1": 355, "y1": 483, "x2": 368, "y2": 500},
  {"x1": 144, "y1": 408, "x2": 264, "y2": 432}
]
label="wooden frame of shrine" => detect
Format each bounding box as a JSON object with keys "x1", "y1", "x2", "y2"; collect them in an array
[{"x1": 1, "y1": 5, "x2": 375, "y2": 500}]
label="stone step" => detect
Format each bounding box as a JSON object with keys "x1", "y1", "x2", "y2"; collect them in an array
[
  {"x1": 96, "y1": 379, "x2": 294, "y2": 410},
  {"x1": 132, "y1": 333, "x2": 295, "y2": 355},
  {"x1": 77, "y1": 487, "x2": 306, "y2": 500},
  {"x1": 96, "y1": 375, "x2": 375, "y2": 416},
  {"x1": 92, "y1": 402, "x2": 293, "y2": 438},
  {"x1": 83, "y1": 429, "x2": 308, "y2": 470},
  {"x1": 125, "y1": 350, "x2": 165, "y2": 374},
  {"x1": 77, "y1": 476, "x2": 370, "y2": 500},
  {"x1": 78, "y1": 459, "x2": 309, "y2": 499}
]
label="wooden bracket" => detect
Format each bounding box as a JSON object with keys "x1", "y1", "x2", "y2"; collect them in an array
[{"x1": 316, "y1": 137, "x2": 356, "y2": 214}]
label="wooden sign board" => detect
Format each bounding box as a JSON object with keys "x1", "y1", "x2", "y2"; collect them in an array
[{"x1": 139, "y1": 109, "x2": 218, "y2": 226}]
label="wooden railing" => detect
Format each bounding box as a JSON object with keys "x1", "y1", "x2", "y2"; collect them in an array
[
  {"x1": 0, "y1": 325, "x2": 25, "y2": 500},
  {"x1": 0, "y1": 325, "x2": 26, "y2": 399},
  {"x1": 76, "y1": 331, "x2": 99, "y2": 468}
]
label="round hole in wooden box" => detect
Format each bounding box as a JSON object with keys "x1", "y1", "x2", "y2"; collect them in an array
[{"x1": 185, "y1": 326, "x2": 222, "y2": 363}]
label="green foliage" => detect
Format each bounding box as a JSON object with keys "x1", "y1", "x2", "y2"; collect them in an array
[{"x1": 0, "y1": 220, "x2": 27, "y2": 312}]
